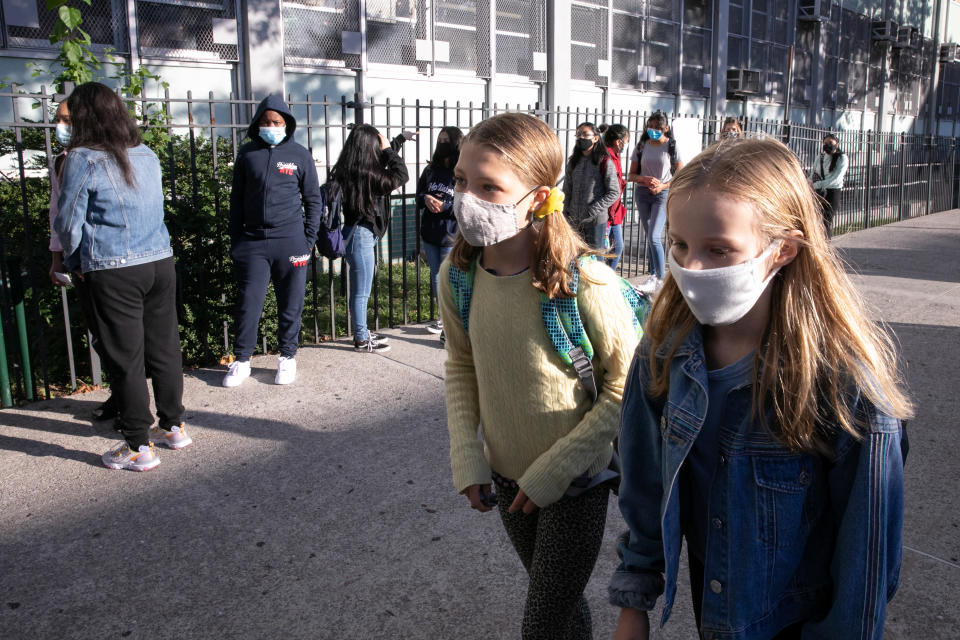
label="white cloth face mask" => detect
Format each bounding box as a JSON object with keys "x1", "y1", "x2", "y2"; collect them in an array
[
  {"x1": 668, "y1": 240, "x2": 782, "y2": 326},
  {"x1": 453, "y1": 188, "x2": 536, "y2": 247}
]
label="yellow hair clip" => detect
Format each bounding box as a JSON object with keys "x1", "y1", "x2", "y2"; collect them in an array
[{"x1": 534, "y1": 187, "x2": 564, "y2": 219}]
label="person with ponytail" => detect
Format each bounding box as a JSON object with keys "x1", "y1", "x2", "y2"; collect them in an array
[
  {"x1": 610, "y1": 137, "x2": 910, "y2": 640},
  {"x1": 441, "y1": 112, "x2": 639, "y2": 639}
]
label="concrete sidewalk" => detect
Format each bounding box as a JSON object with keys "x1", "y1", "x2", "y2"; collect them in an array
[{"x1": 1, "y1": 211, "x2": 958, "y2": 639}]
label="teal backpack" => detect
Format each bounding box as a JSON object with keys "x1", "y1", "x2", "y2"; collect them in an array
[{"x1": 448, "y1": 256, "x2": 651, "y2": 404}]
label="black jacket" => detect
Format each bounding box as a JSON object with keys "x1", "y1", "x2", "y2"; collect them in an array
[
  {"x1": 229, "y1": 94, "x2": 324, "y2": 245},
  {"x1": 416, "y1": 164, "x2": 457, "y2": 247},
  {"x1": 341, "y1": 147, "x2": 408, "y2": 239}
]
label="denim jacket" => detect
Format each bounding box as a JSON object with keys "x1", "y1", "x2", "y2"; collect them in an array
[
  {"x1": 609, "y1": 328, "x2": 906, "y2": 640},
  {"x1": 54, "y1": 144, "x2": 173, "y2": 273}
]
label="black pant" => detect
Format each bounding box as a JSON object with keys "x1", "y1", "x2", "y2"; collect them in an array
[
  {"x1": 85, "y1": 257, "x2": 184, "y2": 449},
  {"x1": 231, "y1": 236, "x2": 310, "y2": 360},
  {"x1": 815, "y1": 188, "x2": 840, "y2": 237},
  {"x1": 496, "y1": 480, "x2": 609, "y2": 640},
  {"x1": 688, "y1": 552, "x2": 802, "y2": 640},
  {"x1": 73, "y1": 276, "x2": 119, "y2": 394}
]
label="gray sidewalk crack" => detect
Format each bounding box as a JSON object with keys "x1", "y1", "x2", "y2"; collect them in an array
[{"x1": 903, "y1": 545, "x2": 960, "y2": 570}]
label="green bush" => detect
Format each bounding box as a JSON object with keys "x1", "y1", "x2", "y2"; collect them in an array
[{"x1": 0, "y1": 127, "x2": 437, "y2": 400}]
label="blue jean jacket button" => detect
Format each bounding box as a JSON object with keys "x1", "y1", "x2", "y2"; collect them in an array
[
  {"x1": 799, "y1": 470, "x2": 810, "y2": 485},
  {"x1": 712, "y1": 517, "x2": 723, "y2": 529},
  {"x1": 710, "y1": 579, "x2": 722, "y2": 594}
]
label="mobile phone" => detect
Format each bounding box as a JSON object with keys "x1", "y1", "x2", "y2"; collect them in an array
[
  {"x1": 480, "y1": 489, "x2": 498, "y2": 508},
  {"x1": 54, "y1": 271, "x2": 72, "y2": 286}
]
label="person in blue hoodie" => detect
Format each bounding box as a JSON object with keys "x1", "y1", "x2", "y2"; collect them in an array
[{"x1": 223, "y1": 94, "x2": 324, "y2": 387}]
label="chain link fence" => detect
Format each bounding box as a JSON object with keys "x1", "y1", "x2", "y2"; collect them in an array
[
  {"x1": 135, "y1": 0, "x2": 240, "y2": 62},
  {"x1": 3, "y1": 0, "x2": 127, "y2": 52},
  {"x1": 1, "y1": 88, "x2": 958, "y2": 405}
]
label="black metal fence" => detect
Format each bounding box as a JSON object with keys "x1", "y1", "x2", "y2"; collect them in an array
[{"x1": 1, "y1": 87, "x2": 957, "y2": 405}]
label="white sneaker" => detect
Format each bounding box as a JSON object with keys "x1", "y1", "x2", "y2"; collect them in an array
[
  {"x1": 426, "y1": 320, "x2": 443, "y2": 335},
  {"x1": 222, "y1": 360, "x2": 251, "y2": 387},
  {"x1": 635, "y1": 276, "x2": 661, "y2": 295},
  {"x1": 275, "y1": 356, "x2": 296, "y2": 385}
]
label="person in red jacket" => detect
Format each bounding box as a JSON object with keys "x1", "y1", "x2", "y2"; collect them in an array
[{"x1": 603, "y1": 124, "x2": 630, "y2": 271}]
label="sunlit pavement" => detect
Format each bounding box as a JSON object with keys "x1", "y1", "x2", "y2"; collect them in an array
[{"x1": 1, "y1": 211, "x2": 958, "y2": 639}]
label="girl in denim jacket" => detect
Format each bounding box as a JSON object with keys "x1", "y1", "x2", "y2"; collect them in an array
[{"x1": 610, "y1": 137, "x2": 911, "y2": 640}]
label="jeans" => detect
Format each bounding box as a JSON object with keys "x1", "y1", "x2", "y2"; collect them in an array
[
  {"x1": 422, "y1": 241, "x2": 452, "y2": 302},
  {"x1": 579, "y1": 221, "x2": 608, "y2": 251},
  {"x1": 343, "y1": 224, "x2": 377, "y2": 342},
  {"x1": 606, "y1": 223, "x2": 623, "y2": 271},
  {"x1": 230, "y1": 235, "x2": 310, "y2": 360},
  {"x1": 84, "y1": 257, "x2": 184, "y2": 449},
  {"x1": 635, "y1": 188, "x2": 668, "y2": 279}
]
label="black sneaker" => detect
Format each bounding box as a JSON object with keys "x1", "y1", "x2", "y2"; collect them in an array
[
  {"x1": 91, "y1": 396, "x2": 119, "y2": 421},
  {"x1": 367, "y1": 333, "x2": 389, "y2": 346},
  {"x1": 354, "y1": 338, "x2": 391, "y2": 353}
]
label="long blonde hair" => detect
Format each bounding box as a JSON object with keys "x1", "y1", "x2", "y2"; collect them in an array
[
  {"x1": 449, "y1": 113, "x2": 595, "y2": 298},
  {"x1": 647, "y1": 137, "x2": 912, "y2": 453}
]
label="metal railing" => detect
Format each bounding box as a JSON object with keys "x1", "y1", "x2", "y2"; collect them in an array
[{"x1": 1, "y1": 87, "x2": 957, "y2": 405}]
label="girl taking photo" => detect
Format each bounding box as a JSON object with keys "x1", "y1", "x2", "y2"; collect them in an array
[
  {"x1": 332, "y1": 124, "x2": 409, "y2": 353},
  {"x1": 441, "y1": 113, "x2": 639, "y2": 639},
  {"x1": 610, "y1": 137, "x2": 910, "y2": 640}
]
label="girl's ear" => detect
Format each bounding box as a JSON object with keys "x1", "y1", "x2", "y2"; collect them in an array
[
  {"x1": 772, "y1": 230, "x2": 804, "y2": 270},
  {"x1": 529, "y1": 185, "x2": 552, "y2": 214}
]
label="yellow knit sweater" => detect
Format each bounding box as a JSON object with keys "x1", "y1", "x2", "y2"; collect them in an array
[{"x1": 440, "y1": 258, "x2": 639, "y2": 508}]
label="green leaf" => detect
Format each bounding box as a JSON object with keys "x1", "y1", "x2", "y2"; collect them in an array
[
  {"x1": 58, "y1": 6, "x2": 83, "y2": 30},
  {"x1": 63, "y1": 40, "x2": 82, "y2": 64}
]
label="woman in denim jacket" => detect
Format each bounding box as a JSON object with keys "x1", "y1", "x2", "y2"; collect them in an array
[
  {"x1": 610, "y1": 138, "x2": 911, "y2": 639},
  {"x1": 55, "y1": 82, "x2": 191, "y2": 471}
]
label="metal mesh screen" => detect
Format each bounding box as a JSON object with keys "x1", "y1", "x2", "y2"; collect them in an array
[
  {"x1": 495, "y1": 0, "x2": 547, "y2": 80},
  {"x1": 570, "y1": 2, "x2": 607, "y2": 84},
  {"x1": 366, "y1": 0, "x2": 417, "y2": 67},
  {"x1": 681, "y1": 26, "x2": 710, "y2": 95},
  {"x1": 136, "y1": 0, "x2": 238, "y2": 61},
  {"x1": 283, "y1": 0, "x2": 361, "y2": 67},
  {"x1": 4, "y1": 0, "x2": 128, "y2": 52},
  {"x1": 938, "y1": 62, "x2": 960, "y2": 120},
  {"x1": 645, "y1": 19, "x2": 678, "y2": 93},
  {"x1": 611, "y1": 11, "x2": 640, "y2": 87},
  {"x1": 434, "y1": 0, "x2": 483, "y2": 73}
]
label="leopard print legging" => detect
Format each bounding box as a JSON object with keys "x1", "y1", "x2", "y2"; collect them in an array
[{"x1": 495, "y1": 479, "x2": 610, "y2": 640}]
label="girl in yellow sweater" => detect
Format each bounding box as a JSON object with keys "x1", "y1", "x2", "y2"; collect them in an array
[{"x1": 440, "y1": 112, "x2": 640, "y2": 638}]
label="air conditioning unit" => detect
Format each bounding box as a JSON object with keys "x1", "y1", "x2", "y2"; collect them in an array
[
  {"x1": 726, "y1": 68, "x2": 761, "y2": 96},
  {"x1": 939, "y1": 43, "x2": 960, "y2": 63},
  {"x1": 893, "y1": 25, "x2": 919, "y2": 49},
  {"x1": 871, "y1": 20, "x2": 899, "y2": 43},
  {"x1": 798, "y1": 0, "x2": 832, "y2": 22}
]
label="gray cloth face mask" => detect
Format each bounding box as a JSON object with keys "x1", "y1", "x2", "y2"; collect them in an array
[{"x1": 453, "y1": 187, "x2": 538, "y2": 247}]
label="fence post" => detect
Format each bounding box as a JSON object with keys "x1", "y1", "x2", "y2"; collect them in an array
[
  {"x1": 897, "y1": 132, "x2": 907, "y2": 221},
  {"x1": 0, "y1": 306, "x2": 12, "y2": 407},
  {"x1": 863, "y1": 131, "x2": 873, "y2": 230},
  {"x1": 925, "y1": 136, "x2": 934, "y2": 217}
]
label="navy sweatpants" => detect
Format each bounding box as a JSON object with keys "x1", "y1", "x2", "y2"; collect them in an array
[{"x1": 231, "y1": 235, "x2": 311, "y2": 361}]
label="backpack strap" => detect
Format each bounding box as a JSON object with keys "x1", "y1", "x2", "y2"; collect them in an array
[
  {"x1": 448, "y1": 258, "x2": 477, "y2": 333},
  {"x1": 541, "y1": 258, "x2": 599, "y2": 403}
]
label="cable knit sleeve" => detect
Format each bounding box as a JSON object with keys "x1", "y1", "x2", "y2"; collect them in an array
[
  {"x1": 439, "y1": 260, "x2": 492, "y2": 492},
  {"x1": 517, "y1": 261, "x2": 639, "y2": 507}
]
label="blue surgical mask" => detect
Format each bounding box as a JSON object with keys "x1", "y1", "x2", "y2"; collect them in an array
[
  {"x1": 259, "y1": 126, "x2": 286, "y2": 145},
  {"x1": 646, "y1": 128, "x2": 663, "y2": 141},
  {"x1": 55, "y1": 123, "x2": 71, "y2": 146}
]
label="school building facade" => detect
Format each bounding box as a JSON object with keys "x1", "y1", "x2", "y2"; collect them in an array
[{"x1": 3, "y1": 0, "x2": 960, "y2": 134}]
